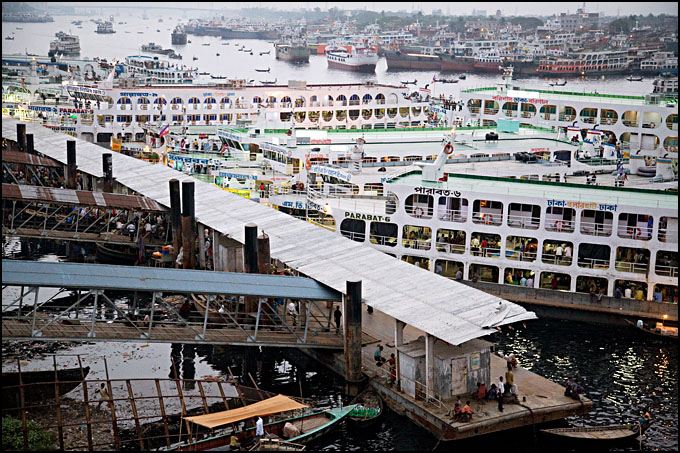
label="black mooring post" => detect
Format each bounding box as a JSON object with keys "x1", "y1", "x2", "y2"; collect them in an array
[{"x1": 344, "y1": 280, "x2": 364, "y2": 396}]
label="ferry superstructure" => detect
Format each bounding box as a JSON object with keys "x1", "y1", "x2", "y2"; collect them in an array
[
  {"x1": 2, "y1": 69, "x2": 430, "y2": 145},
  {"x1": 273, "y1": 134, "x2": 678, "y2": 303},
  {"x1": 48, "y1": 32, "x2": 81, "y2": 56},
  {"x1": 326, "y1": 45, "x2": 379, "y2": 73},
  {"x1": 458, "y1": 68, "x2": 678, "y2": 179}
]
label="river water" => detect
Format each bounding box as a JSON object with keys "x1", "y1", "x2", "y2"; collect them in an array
[{"x1": 2, "y1": 12, "x2": 677, "y2": 452}]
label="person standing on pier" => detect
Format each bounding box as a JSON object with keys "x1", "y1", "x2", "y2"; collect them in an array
[
  {"x1": 497, "y1": 376, "x2": 505, "y2": 412},
  {"x1": 333, "y1": 306, "x2": 342, "y2": 333},
  {"x1": 287, "y1": 300, "x2": 298, "y2": 327},
  {"x1": 388, "y1": 353, "x2": 396, "y2": 386}
]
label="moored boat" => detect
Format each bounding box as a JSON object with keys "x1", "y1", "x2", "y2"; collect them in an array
[
  {"x1": 540, "y1": 421, "x2": 652, "y2": 443},
  {"x1": 347, "y1": 387, "x2": 383, "y2": 427},
  {"x1": 249, "y1": 438, "x2": 306, "y2": 451},
  {"x1": 326, "y1": 45, "x2": 378, "y2": 73},
  {"x1": 625, "y1": 319, "x2": 678, "y2": 340}
]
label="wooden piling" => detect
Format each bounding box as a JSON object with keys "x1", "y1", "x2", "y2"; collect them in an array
[
  {"x1": 16, "y1": 123, "x2": 26, "y2": 152},
  {"x1": 181, "y1": 181, "x2": 195, "y2": 269},
  {"x1": 344, "y1": 280, "x2": 363, "y2": 396},
  {"x1": 66, "y1": 140, "x2": 77, "y2": 190},
  {"x1": 244, "y1": 224, "x2": 258, "y2": 316},
  {"x1": 169, "y1": 179, "x2": 182, "y2": 258},
  {"x1": 102, "y1": 153, "x2": 113, "y2": 193},
  {"x1": 26, "y1": 134, "x2": 34, "y2": 154}
]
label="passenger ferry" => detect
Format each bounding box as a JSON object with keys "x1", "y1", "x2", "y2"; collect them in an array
[
  {"x1": 95, "y1": 21, "x2": 115, "y2": 34},
  {"x1": 48, "y1": 32, "x2": 81, "y2": 56},
  {"x1": 325, "y1": 45, "x2": 379, "y2": 73},
  {"x1": 269, "y1": 132, "x2": 678, "y2": 303},
  {"x1": 2, "y1": 60, "x2": 430, "y2": 146},
  {"x1": 458, "y1": 67, "x2": 678, "y2": 180}
]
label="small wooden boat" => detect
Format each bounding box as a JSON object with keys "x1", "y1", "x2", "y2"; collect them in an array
[
  {"x1": 255, "y1": 67, "x2": 271, "y2": 72},
  {"x1": 216, "y1": 53, "x2": 220, "y2": 56},
  {"x1": 191, "y1": 294, "x2": 228, "y2": 324},
  {"x1": 3, "y1": 366, "x2": 90, "y2": 404},
  {"x1": 625, "y1": 319, "x2": 677, "y2": 340},
  {"x1": 347, "y1": 387, "x2": 383, "y2": 427},
  {"x1": 169, "y1": 394, "x2": 356, "y2": 451},
  {"x1": 627, "y1": 75, "x2": 643, "y2": 82},
  {"x1": 259, "y1": 51, "x2": 270, "y2": 56},
  {"x1": 260, "y1": 78, "x2": 277, "y2": 85},
  {"x1": 249, "y1": 438, "x2": 306, "y2": 451},
  {"x1": 549, "y1": 80, "x2": 567, "y2": 86},
  {"x1": 541, "y1": 421, "x2": 652, "y2": 442},
  {"x1": 401, "y1": 79, "x2": 417, "y2": 85},
  {"x1": 458, "y1": 74, "x2": 466, "y2": 80},
  {"x1": 95, "y1": 242, "x2": 139, "y2": 265}
]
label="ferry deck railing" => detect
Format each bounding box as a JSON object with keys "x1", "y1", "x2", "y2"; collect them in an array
[
  {"x1": 435, "y1": 241, "x2": 466, "y2": 255},
  {"x1": 580, "y1": 221, "x2": 613, "y2": 236},
  {"x1": 614, "y1": 260, "x2": 649, "y2": 274},
  {"x1": 658, "y1": 227, "x2": 679, "y2": 243},
  {"x1": 616, "y1": 225, "x2": 653, "y2": 240},
  {"x1": 471, "y1": 212, "x2": 503, "y2": 226},
  {"x1": 401, "y1": 237, "x2": 432, "y2": 251},
  {"x1": 506, "y1": 214, "x2": 541, "y2": 229},
  {"x1": 541, "y1": 253, "x2": 573, "y2": 266},
  {"x1": 470, "y1": 246, "x2": 502, "y2": 258},
  {"x1": 437, "y1": 209, "x2": 468, "y2": 223},
  {"x1": 545, "y1": 219, "x2": 576, "y2": 233},
  {"x1": 655, "y1": 264, "x2": 678, "y2": 278},
  {"x1": 369, "y1": 233, "x2": 398, "y2": 247},
  {"x1": 578, "y1": 257, "x2": 612, "y2": 269},
  {"x1": 505, "y1": 250, "x2": 538, "y2": 262}
]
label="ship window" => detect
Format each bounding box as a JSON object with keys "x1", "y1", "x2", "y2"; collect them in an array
[
  {"x1": 363, "y1": 183, "x2": 383, "y2": 196},
  {"x1": 472, "y1": 200, "x2": 503, "y2": 226},
  {"x1": 505, "y1": 236, "x2": 538, "y2": 262},
  {"x1": 435, "y1": 229, "x2": 466, "y2": 255},
  {"x1": 617, "y1": 213, "x2": 653, "y2": 240},
  {"x1": 438, "y1": 196, "x2": 468, "y2": 223},
  {"x1": 340, "y1": 218, "x2": 365, "y2": 242},
  {"x1": 614, "y1": 247, "x2": 650, "y2": 274},
  {"x1": 541, "y1": 240, "x2": 573, "y2": 266},
  {"x1": 508, "y1": 203, "x2": 540, "y2": 229},
  {"x1": 405, "y1": 194, "x2": 433, "y2": 219},
  {"x1": 653, "y1": 284, "x2": 678, "y2": 303},
  {"x1": 401, "y1": 255, "x2": 430, "y2": 270},
  {"x1": 188, "y1": 97, "x2": 200, "y2": 104},
  {"x1": 402, "y1": 225, "x2": 431, "y2": 250},
  {"x1": 575, "y1": 276, "x2": 608, "y2": 295},
  {"x1": 504, "y1": 268, "x2": 534, "y2": 286},
  {"x1": 545, "y1": 207, "x2": 575, "y2": 232},
  {"x1": 435, "y1": 259, "x2": 464, "y2": 278},
  {"x1": 116, "y1": 97, "x2": 131, "y2": 104},
  {"x1": 170, "y1": 97, "x2": 183, "y2": 104},
  {"x1": 580, "y1": 209, "x2": 613, "y2": 236},
  {"x1": 577, "y1": 243, "x2": 610, "y2": 269},
  {"x1": 655, "y1": 250, "x2": 677, "y2": 277},
  {"x1": 370, "y1": 222, "x2": 397, "y2": 247},
  {"x1": 539, "y1": 272, "x2": 571, "y2": 291},
  {"x1": 658, "y1": 217, "x2": 678, "y2": 243},
  {"x1": 470, "y1": 232, "x2": 501, "y2": 258},
  {"x1": 469, "y1": 263, "x2": 499, "y2": 283}
]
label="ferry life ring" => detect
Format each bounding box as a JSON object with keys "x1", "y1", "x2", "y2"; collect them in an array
[
  {"x1": 444, "y1": 143, "x2": 454, "y2": 155},
  {"x1": 629, "y1": 227, "x2": 642, "y2": 239},
  {"x1": 484, "y1": 214, "x2": 493, "y2": 225},
  {"x1": 606, "y1": 118, "x2": 612, "y2": 125},
  {"x1": 413, "y1": 207, "x2": 425, "y2": 218},
  {"x1": 650, "y1": 122, "x2": 655, "y2": 128},
  {"x1": 305, "y1": 155, "x2": 312, "y2": 171},
  {"x1": 554, "y1": 220, "x2": 565, "y2": 231}
]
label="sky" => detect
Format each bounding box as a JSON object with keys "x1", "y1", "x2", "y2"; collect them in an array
[{"x1": 50, "y1": 2, "x2": 679, "y2": 17}]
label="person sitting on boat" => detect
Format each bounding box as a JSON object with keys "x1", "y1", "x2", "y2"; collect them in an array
[
  {"x1": 254, "y1": 416, "x2": 265, "y2": 441},
  {"x1": 374, "y1": 344, "x2": 386, "y2": 367},
  {"x1": 564, "y1": 378, "x2": 574, "y2": 397},
  {"x1": 460, "y1": 401, "x2": 474, "y2": 422}
]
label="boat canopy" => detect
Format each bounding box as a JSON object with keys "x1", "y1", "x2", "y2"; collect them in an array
[{"x1": 183, "y1": 395, "x2": 308, "y2": 429}]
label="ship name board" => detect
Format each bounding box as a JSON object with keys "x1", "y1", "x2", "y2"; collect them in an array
[
  {"x1": 66, "y1": 85, "x2": 107, "y2": 96},
  {"x1": 261, "y1": 142, "x2": 288, "y2": 154},
  {"x1": 414, "y1": 187, "x2": 461, "y2": 197},
  {"x1": 217, "y1": 171, "x2": 258, "y2": 180},
  {"x1": 530, "y1": 147, "x2": 549, "y2": 152},
  {"x1": 309, "y1": 165, "x2": 352, "y2": 182},
  {"x1": 547, "y1": 199, "x2": 617, "y2": 211},
  {"x1": 28, "y1": 105, "x2": 58, "y2": 112},
  {"x1": 167, "y1": 154, "x2": 210, "y2": 164},
  {"x1": 119, "y1": 92, "x2": 159, "y2": 97},
  {"x1": 492, "y1": 95, "x2": 548, "y2": 105},
  {"x1": 345, "y1": 212, "x2": 391, "y2": 222}
]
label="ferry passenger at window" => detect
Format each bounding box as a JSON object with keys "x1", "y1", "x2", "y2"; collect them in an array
[
  {"x1": 551, "y1": 275, "x2": 559, "y2": 290},
  {"x1": 614, "y1": 287, "x2": 623, "y2": 299}
]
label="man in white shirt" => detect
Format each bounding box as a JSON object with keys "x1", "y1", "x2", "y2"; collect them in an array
[
  {"x1": 624, "y1": 287, "x2": 632, "y2": 298},
  {"x1": 287, "y1": 301, "x2": 298, "y2": 327},
  {"x1": 526, "y1": 276, "x2": 534, "y2": 288},
  {"x1": 255, "y1": 416, "x2": 264, "y2": 441},
  {"x1": 564, "y1": 245, "x2": 572, "y2": 263},
  {"x1": 497, "y1": 376, "x2": 505, "y2": 412},
  {"x1": 555, "y1": 244, "x2": 564, "y2": 263}
]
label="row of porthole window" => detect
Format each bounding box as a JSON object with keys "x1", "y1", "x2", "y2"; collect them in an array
[{"x1": 115, "y1": 94, "x2": 397, "y2": 105}]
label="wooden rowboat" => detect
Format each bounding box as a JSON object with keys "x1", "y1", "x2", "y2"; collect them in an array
[
  {"x1": 541, "y1": 422, "x2": 651, "y2": 442},
  {"x1": 625, "y1": 319, "x2": 678, "y2": 340},
  {"x1": 249, "y1": 438, "x2": 306, "y2": 451},
  {"x1": 3, "y1": 366, "x2": 90, "y2": 405},
  {"x1": 347, "y1": 387, "x2": 383, "y2": 427},
  {"x1": 191, "y1": 294, "x2": 229, "y2": 324}
]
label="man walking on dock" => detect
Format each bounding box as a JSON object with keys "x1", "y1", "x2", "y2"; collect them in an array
[
  {"x1": 287, "y1": 300, "x2": 298, "y2": 327},
  {"x1": 333, "y1": 306, "x2": 342, "y2": 333}
]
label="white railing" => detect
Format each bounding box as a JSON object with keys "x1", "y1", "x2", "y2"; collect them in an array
[
  {"x1": 580, "y1": 220, "x2": 613, "y2": 236},
  {"x1": 405, "y1": 205, "x2": 434, "y2": 219},
  {"x1": 655, "y1": 264, "x2": 678, "y2": 278},
  {"x1": 658, "y1": 227, "x2": 679, "y2": 243},
  {"x1": 369, "y1": 233, "x2": 398, "y2": 247},
  {"x1": 614, "y1": 260, "x2": 649, "y2": 274},
  {"x1": 545, "y1": 219, "x2": 575, "y2": 232},
  {"x1": 617, "y1": 225, "x2": 652, "y2": 240},
  {"x1": 472, "y1": 212, "x2": 502, "y2": 226},
  {"x1": 507, "y1": 214, "x2": 540, "y2": 229},
  {"x1": 470, "y1": 246, "x2": 501, "y2": 258},
  {"x1": 402, "y1": 238, "x2": 432, "y2": 251},
  {"x1": 542, "y1": 253, "x2": 573, "y2": 266},
  {"x1": 437, "y1": 209, "x2": 468, "y2": 223},
  {"x1": 578, "y1": 257, "x2": 611, "y2": 269},
  {"x1": 435, "y1": 242, "x2": 466, "y2": 254},
  {"x1": 340, "y1": 229, "x2": 366, "y2": 242},
  {"x1": 505, "y1": 250, "x2": 538, "y2": 262}
]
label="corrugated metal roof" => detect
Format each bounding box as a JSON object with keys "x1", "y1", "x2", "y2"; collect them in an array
[
  {"x1": 2, "y1": 260, "x2": 342, "y2": 301},
  {"x1": 2, "y1": 119, "x2": 537, "y2": 345},
  {"x1": 2, "y1": 150, "x2": 62, "y2": 167},
  {"x1": 2, "y1": 184, "x2": 168, "y2": 212}
]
